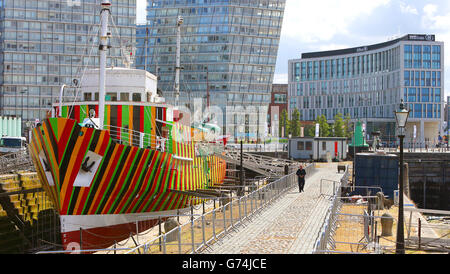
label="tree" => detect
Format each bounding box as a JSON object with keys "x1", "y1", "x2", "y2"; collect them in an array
[
  {"x1": 290, "y1": 108, "x2": 301, "y2": 137},
  {"x1": 343, "y1": 113, "x2": 352, "y2": 138},
  {"x1": 333, "y1": 113, "x2": 345, "y2": 137},
  {"x1": 307, "y1": 124, "x2": 315, "y2": 137},
  {"x1": 279, "y1": 109, "x2": 289, "y2": 138},
  {"x1": 318, "y1": 115, "x2": 330, "y2": 137},
  {"x1": 308, "y1": 114, "x2": 330, "y2": 137}
]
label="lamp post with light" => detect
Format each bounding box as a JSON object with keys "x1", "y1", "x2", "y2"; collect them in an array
[{"x1": 394, "y1": 99, "x2": 410, "y2": 254}]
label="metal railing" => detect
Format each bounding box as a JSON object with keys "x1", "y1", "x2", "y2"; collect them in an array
[
  {"x1": 119, "y1": 163, "x2": 314, "y2": 254},
  {"x1": 124, "y1": 171, "x2": 305, "y2": 254},
  {"x1": 103, "y1": 125, "x2": 224, "y2": 156},
  {"x1": 314, "y1": 177, "x2": 402, "y2": 254}
]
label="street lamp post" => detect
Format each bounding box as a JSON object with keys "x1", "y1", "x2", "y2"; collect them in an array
[{"x1": 394, "y1": 99, "x2": 410, "y2": 254}]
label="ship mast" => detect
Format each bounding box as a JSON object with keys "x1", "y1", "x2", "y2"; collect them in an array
[
  {"x1": 174, "y1": 16, "x2": 183, "y2": 107},
  {"x1": 98, "y1": 0, "x2": 111, "y2": 129}
]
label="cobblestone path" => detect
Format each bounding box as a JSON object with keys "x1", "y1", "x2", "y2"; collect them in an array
[{"x1": 201, "y1": 163, "x2": 345, "y2": 254}]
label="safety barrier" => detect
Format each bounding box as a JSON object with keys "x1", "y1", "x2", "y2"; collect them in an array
[
  {"x1": 124, "y1": 169, "x2": 307, "y2": 254},
  {"x1": 314, "y1": 174, "x2": 403, "y2": 254}
]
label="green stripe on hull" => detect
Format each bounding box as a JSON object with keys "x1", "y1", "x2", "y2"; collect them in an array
[
  {"x1": 107, "y1": 148, "x2": 140, "y2": 214},
  {"x1": 94, "y1": 146, "x2": 128, "y2": 214}
]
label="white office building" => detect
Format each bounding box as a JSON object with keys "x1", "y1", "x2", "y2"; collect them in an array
[{"x1": 288, "y1": 34, "x2": 444, "y2": 147}]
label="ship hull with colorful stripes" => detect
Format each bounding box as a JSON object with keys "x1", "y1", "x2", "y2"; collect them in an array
[{"x1": 28, "y1": 102, "x2": 227, "y2": 251}]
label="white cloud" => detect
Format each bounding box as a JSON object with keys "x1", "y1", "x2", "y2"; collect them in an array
[
  {"x1": 422, "y1": 4, "x2": 450, "y2": 29},
  {"x1": 399, "y1": 2, "x2": 418, "y2": 15},
  {"x1": 281, "y1": 0, "x2": 391, "y2": 43},
  {"x1": 420, "y1": 3, "x2": 450, "y2": 97}
]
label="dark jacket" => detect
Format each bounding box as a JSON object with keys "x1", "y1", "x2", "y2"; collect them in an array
[{"x1": 296, "y1": 168, "x2": 306, "y2": 182}]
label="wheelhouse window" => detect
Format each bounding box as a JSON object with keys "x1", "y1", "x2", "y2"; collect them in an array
[
  {"x1": 83, "y1": 93, "x2": 92, "y2": 101},
  {"x1": 132, "y1": 93, "x2": 141, "y2": 102},
  {"x1": 120, "y1": 93, "x2": 129, "y2": 101}
]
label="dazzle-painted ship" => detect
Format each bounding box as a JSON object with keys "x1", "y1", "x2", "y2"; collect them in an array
[{"x1": 28, "y1": 1, "x2": 226, "y2": 251}]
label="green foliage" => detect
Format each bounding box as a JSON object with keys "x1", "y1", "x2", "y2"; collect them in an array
[
  {"x1": 280, "y1": 109, "x2": 289, "y2": 138},
  {"x1": 343, "y1": 113, "x2": 352, "y2": 138},
  {"x1": 333, "y1": 113, "x2": 345, "y2": 137},
  {"x1": 317, "y1": 114, "x2": 330, "y2": 137},
  {"x1": 307, "y1": 114, "x2": 330, "y2": 137},
  {"x1": 290, "y1": 108, "x2": 301, "y2": 137},
  {"x1": 307, "y1": 124, "x2": 315, "y2": 137}
]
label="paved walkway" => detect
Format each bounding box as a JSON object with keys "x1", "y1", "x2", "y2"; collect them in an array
[{"x1": 201, "y1": 163, "x2": 345, "y2": 254}]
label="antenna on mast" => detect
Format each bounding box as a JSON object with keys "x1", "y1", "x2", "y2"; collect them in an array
[
  {"x1": 174, "y1": 16, "x2": 183, "y2": 107},
  {"x1": 98, "y1": 0, "x2": 111, "y2": 130}
]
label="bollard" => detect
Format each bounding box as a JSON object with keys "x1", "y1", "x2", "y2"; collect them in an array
[
  {"x1": 164, "y1": 218, "x2": 180, "y2": 242},
  {"x1": 418, "y1": 218, "x2": 421, "y2": 249},
  {"x1": 380, "y1": 213, "x2": 394, "y2": 236},
  {"x1": 178, "y1": 226, "x2": 182, "y2": 254},
  {"x1": 158, "y1": 217, "x2": 162, "y2": 251}
]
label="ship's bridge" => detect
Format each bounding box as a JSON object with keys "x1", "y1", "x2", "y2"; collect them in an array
[{"x1": 79, "y1": 67, "x2": 164, "y2": 104}]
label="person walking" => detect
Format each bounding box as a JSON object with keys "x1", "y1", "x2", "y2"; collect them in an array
[{"x1": 296, "y1": 165, "x2": 306, "y2": 192}]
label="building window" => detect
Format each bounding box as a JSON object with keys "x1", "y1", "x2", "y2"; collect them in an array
[
  {"x1": 120, "y1": 93, "x2": 129, "y2": 101},
  {"x1": 408, "y1": 88, "x2": 416, "y2": 102},
  {"x1": 414, "y1": 104, "x2": 422, "y2": 118},
  {"x1": 132, "y1": 93, "x2": 141, "y2": 102},
  {"x1": 297, "y1": 141, "x2": 304, "y2": 150},
  {"x1": 413, "y1": 45, "x2": 422, "y2": 68},
  {"x1": 274, "y1": 93, "x2": 286, "y2": 103},
  {"x1": 322, "y1": 141, "x2": 326, "y2": 150},
  {"x1": 421, "y1": 88, "x2": 429, "y2": 102},
  {"x1": 404, "y1": 71, "x2": 410, "y2": 86},
  {"x1": 305, "y1": 141, "x2": 312, "y2": 151},
  {"x1": 434, "y1": 88, "x2": 441, "y2": 102},
  {"x1": 427, "y1": 104, "x2": 433, "y2": 118},
  {"x1": 404, "y1": 45, "x2": 412, "y2": 68},
  {"x1": 84, "y1": 93, "x2": 92, "y2": 101},
  {"x1": 106, "y1": 93, "x2": 117, "y2": 101}
]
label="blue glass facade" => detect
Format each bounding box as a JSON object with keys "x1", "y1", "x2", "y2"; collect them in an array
[
  {"x1": 0, "y1": 0, "x2": 136, "y2": 122},
  {"x1": 136, "y1": 0, "x2": 285, "y2": 139},
  {"x1": 403, "y1": 44, "x2": 442, "y2": 119}
]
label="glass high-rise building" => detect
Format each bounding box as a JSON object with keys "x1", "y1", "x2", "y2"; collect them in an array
[
  {"x1": 0, "y1": 0, "x2": 136, "y2": 126},
  {"x1": 136, "y1": 0, "x2": 285, "y2": 141},
  {"x1": 288, "y1": 34, "x2": 445, "y2": 147}
]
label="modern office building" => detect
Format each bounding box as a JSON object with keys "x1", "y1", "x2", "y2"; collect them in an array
[
  {"x1": 137, "y1": 0, "x2": 285, "y2": 142},
  {"x1": 0, "y1": 0, "x2": 136, "y2": 128},
  {"x1": 288, "y1": 34, "x2": 445, "y2": 146}
]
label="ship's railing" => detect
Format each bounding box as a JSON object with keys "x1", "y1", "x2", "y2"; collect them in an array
[
  {"x1": 103, "y1": 125, "x2": 159, "y2": 149},
  {"x1": 123, "y1": 163, "x2": 315, "y2": 254},
  {"x1": 102, "y1": 125, "x2": 224, "y2": 156}
]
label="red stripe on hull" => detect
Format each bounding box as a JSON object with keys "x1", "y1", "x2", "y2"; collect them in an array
[{"x1": 62, "y1": 218, "x2": 162, "y2": 253}]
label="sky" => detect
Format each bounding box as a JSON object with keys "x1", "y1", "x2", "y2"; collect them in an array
[{"x1": 136, "y1": 0, "x2": 450, "y2": 98}]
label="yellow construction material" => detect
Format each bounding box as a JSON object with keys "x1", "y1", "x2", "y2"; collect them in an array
[{"x1": 0, "y1": 171, "x2": 54, "y2": 223}]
